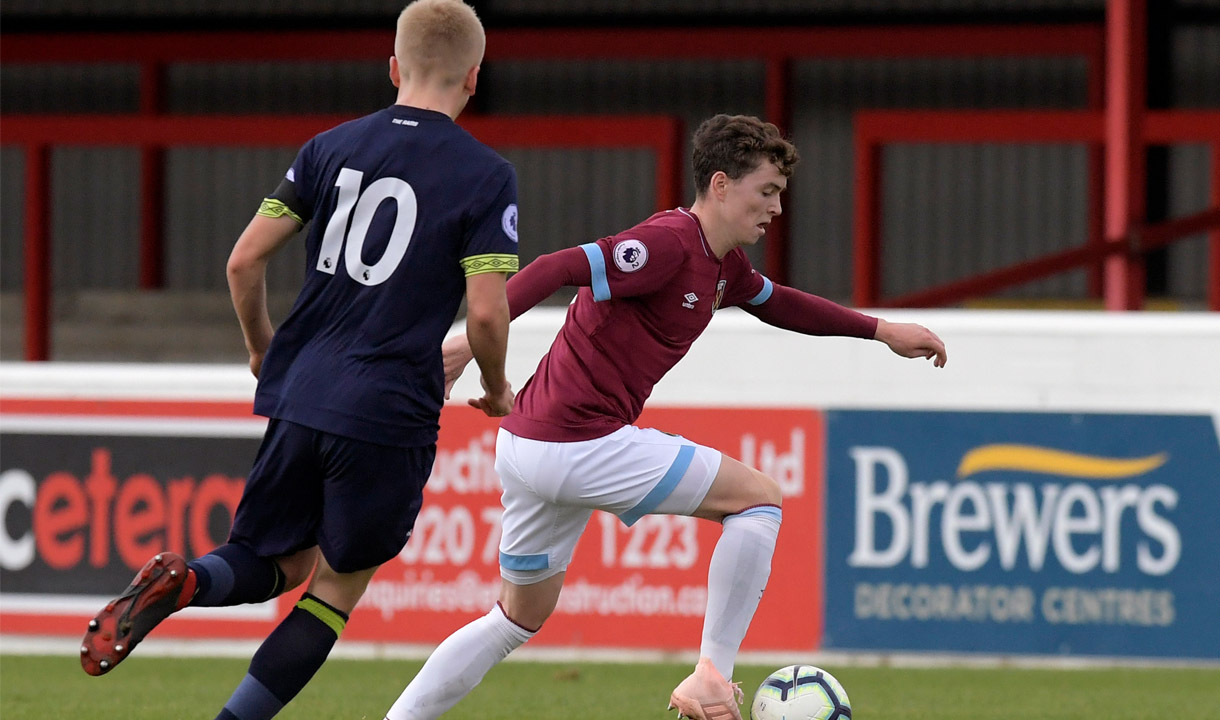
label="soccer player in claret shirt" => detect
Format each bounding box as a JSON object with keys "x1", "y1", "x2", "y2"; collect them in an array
[
  {"x1": 78, "y1": 3, "x2": 517, "y2": 719},
  {"x1": 382, "y1": 114, "x2": 948, "y2": 720}
]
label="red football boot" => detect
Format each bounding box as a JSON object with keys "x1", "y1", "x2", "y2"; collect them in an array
[{"x1": 80, "y1": 552, "x2": 196, "y2": 676}]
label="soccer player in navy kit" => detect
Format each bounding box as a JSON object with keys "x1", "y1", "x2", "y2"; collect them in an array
[
  {"x1": 78, "y1": 3, "x2": 516, "y2": 719},
  {"x1": 384, "y1": 114, "x2": 947, "y2": 720}
]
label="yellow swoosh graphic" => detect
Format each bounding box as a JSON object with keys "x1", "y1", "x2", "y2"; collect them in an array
[{"x1": 957, "y1": 444, "x2": 1168, "y2": 479}]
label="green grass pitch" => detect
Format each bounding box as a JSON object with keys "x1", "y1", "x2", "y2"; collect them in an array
[{"x1": 2, "y1": 654, "x2": 1217, "y2": 719}]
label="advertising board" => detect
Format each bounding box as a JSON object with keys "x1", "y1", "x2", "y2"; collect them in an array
[
  {"x1": 0, "y1": 399, "x2": 824, "y2": 653},
  {"x1": 824, "y1": 410, "x2": 1220, "y2": 658}
]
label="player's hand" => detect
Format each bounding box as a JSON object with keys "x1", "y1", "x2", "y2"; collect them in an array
[
  {"x1": 248, "y1": 351, "x2": 265, "y2": 379},
  {"x1": 874, "y1": 319, "x2": 948, "y2": 368},
  {"x1": 441, "y1": 333, "x2": 475, "y2": 400},
  {"x1": 469, "y1": 375, "x2": 514, "y2": 417}
]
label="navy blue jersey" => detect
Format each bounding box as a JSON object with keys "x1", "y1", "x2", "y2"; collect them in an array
[{"x1": 253, "y1": 104, "x2": 519, "y2": 447}]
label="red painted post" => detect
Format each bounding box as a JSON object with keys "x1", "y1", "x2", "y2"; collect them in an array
[
  {"x1": 138, "y1": 60, "x2": 165, "y2": 289},
  {"x1": 1086, "y1": 42, "x2": 1107, "y2": 299},
  {"x1": 654, "y1": 117, "x2": 684, "y2": 212},
  {"x1": 1211, "y1": 143, "x2": 1220, "y2": 311},
  {"x1": 1104, "y1": 0, "x2": 1148, "y2": 310},
  {"x1": 23, "y1": 144, "x2": 51, "y2": 361},
  {"x1": 139, "y1": 148, "x2": 165, "y2": 289},
  {"x1": 764, "y1": 57, "x2": 792, "y2": 286},
  {"x1": 852, "y1": 132, "x2": 880, "y2": 308}
]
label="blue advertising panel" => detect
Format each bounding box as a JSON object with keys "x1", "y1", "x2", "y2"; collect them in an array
[{"x1": 824, "y1": 411, "x2": 1220, "y2": 658}]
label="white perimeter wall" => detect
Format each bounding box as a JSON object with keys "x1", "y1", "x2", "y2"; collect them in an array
[
  {"x1": 3, "y1": 308, "x2": 1219, "y2": 667},
  {"x1": 3, "y1": 309, "x2": 1218, "y2": 418}
]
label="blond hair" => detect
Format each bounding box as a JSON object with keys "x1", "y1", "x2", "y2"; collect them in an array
[{"x1": 395, "y1": 0, "x2": 485, "y2": 85}]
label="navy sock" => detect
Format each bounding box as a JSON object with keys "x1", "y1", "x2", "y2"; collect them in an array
[
  {"x1": 188, "y1": 543, "x2": 286, "y2": 607},
  {"x1": 214, "y1": 593, "x2": 348, "y2": 720}
]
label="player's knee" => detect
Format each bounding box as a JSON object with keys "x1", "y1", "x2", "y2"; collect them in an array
[
  {"x1": 275, "y1": 549, "x2": 318, "y2": 592},
  {"x1": 498, "y1": 571, "x2": 565, "y2": 632},
  {"x1": 752, "y1": 469, "x2": 783, "y2": 509},
  {"x1": 280, "y1": 566, "x2": 310, "y2": 593},
  {"x1": 698, "y1": 465, "x2": 783, "y2": 520},
  {"x1": 500, "y1": 600, "x2": 551, "y2": 633}
]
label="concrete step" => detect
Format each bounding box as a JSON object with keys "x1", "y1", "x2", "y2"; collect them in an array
[
  {"x1": 1, "y1": 290, "x2": 296, "y2": 363},
  {"x1": 60, "y1": 290, "x2": 297, "y2": 322},
  {"x1": 3, "y1": 318, "x2": 248, "y2": 363},
  {"x1": 50, "y1": 320, "x2": 247, "y2": 362}
]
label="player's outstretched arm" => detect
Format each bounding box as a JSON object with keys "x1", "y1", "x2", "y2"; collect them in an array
[
  {"x1": 742, "y1": 282, "x2": 878, "y2": 338},
  {"x1": 741, "y1": 282, "x2": 946, "y2": 367},
  {"x1": 506, "y1": 245, "x2": 592, "y2": 319},
  {"x1": 445, "y1": 246, "x2": 592, "y2": 403},
  {"x1": 464, "y1": 270, "x2": 513, "y2": 417},
  {"x1": 873, "y1": 318, "x2": 948, "y2": 367},
  {"x1": 226, "y1": 214, "x2": 299, "y2": 378}
]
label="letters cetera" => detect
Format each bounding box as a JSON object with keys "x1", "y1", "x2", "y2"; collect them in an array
[
  {"x1": 0, "y1": 448, "x2": 243, "y2": 573},
  {"x1": 847, "y1": 446, "x2": 1180, "y2": 576}
]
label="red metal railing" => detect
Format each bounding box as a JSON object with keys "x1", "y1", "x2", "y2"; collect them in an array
[
  {"x1": 852, "y1": 108, "x2": 1220, "y2": 309},
  {"x1": 0, "y1": 25, "x2": 1106, "y2": 142},
  {"x1": 853, "y1": 0, "x2": 1220, "y2": 311},
  {"x1": 2, "y1": 24, "x2": 1107, "y2": 359},
  {"x1": 2, "y1": 115, "x2": 684, "y2": 361}
]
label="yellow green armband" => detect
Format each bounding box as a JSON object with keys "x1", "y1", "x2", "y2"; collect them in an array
[
  {"x1": 257, "y1": 198, "x2": 304, "y2": 225},
  {"x1": 461, "y1": 253, "x2": 519, "y2": 277}
]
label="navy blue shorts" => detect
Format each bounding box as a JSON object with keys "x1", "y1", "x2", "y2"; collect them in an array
[{"x1": 228, "y1": 419, "x2": 436, "y2": 573}]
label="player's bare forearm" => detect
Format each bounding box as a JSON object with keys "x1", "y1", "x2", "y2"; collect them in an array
[
  {"x1": 227, "y1": 214, "x2": 298, "y2": 376},
  {"x1": 465, "y1": 271, "x2": 511, "y2": 396},
  {"x1": 466, "y1": 314, "x2": 512, "y2": 416},
  {"x1": 467, "y1": 312, "x2": 509, "y2": 393},
  {"x1": 873, "y1": 318, "x2": 948, "y2": 368},
  {"x1": 228, "y1": 267, "x2": 273, "y2": 376}
]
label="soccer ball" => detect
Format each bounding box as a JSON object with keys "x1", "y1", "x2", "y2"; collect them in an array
[{"x1": 749, "y1": 664, "x2": 852, "y2": 720}]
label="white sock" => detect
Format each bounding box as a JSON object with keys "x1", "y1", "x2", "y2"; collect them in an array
[
  {"x1": 701, "y1": 506, "x2": 782, "y2": 681},
  {"x1": 384, "y1": 603, "x2": 535, "y2": 720}
]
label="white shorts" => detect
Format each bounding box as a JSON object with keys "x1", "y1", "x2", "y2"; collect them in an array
[{"x1": 494, "y1": 425, "x2": 723, "y2": 584}]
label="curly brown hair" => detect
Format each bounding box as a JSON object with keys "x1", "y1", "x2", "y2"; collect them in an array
[{"x1": 691, "y1": 114, "x2": 799, "y2": 197}]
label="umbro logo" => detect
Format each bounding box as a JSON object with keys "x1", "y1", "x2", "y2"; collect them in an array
[{"x1": 682, "y1": 292, "x2": 698, "y2": 309}]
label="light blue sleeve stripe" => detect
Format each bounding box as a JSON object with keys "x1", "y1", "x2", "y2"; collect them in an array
[
  {"x1": 581, "y1": 243, "x2": 612, "y2": 301},
  {"x1": 619, "y1": 445, "x2": 696, "y2": 527},
  {"x1": 732, "y1": 505, "x2": 783, "y2": 523},
  {"x1": 747, "y1": 276, "x2": 774, "y2": 306},
  {"x1": 500, "y1": 552, "x2": 550, "y2": 571}
]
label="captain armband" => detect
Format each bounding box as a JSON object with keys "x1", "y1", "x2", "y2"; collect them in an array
[
  {"x1": 461, "y1": 253, "x2": 519, "y2": 277},
  {"x1": 257, "y1": 198, "x2": 305, "y2": 225},
  {"x1": 256, "y1": 175, "x2": 308, "y2": 226}
]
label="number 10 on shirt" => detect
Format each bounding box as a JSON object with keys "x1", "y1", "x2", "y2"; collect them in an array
[{"x1": 318, "y1": 167, "x2": 419, "y2": 286}]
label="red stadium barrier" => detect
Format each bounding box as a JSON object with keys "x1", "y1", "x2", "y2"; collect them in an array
[
  {"x1": 2, "y1": 24, "x2": 1107, "y2": 360},
  {"x1": 853, "y1": 0, "x2": 1220, "y2": 311},
  {"x1": 851, "y1": 108, "x2": 1220, "y2": 310},
  {"x1": 2, "y1": 114, "x2": 685, "y2": 361}
]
